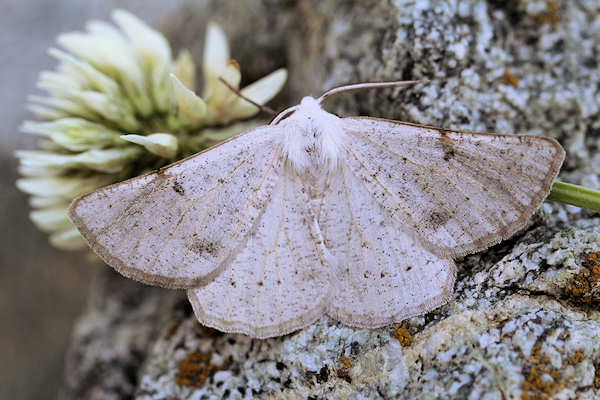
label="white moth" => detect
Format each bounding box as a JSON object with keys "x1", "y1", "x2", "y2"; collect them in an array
[{"x1": 69, "y1": 81, "x2": 565, "y2": 339}]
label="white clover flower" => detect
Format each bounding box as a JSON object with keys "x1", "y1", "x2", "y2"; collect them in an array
[{"x1": 16, "y1": 9, "x2": 287, "y2": 251}]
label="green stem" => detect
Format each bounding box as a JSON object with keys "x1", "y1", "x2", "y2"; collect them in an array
[{"x1": 547, "y1": 181, "x2": 600, "y2": 212}]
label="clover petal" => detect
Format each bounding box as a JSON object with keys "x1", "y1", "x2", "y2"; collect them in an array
[
  {"x1": 112, "y1": 9, "x2": 172, "y2": 111},
  {"x1": 171, "y1": 49, "x2": 196, "y2": 91},
  {"x1": 121, "y1": 133, "x2": 178, "y2": 158},
  {"x1": 170, "y1": 74, "x2": 207, "y2": 127},
  {"x1": 202, "y1": 22, "x2": 230, "y2": 100},
  {"x1": 227, "y1": 68, "x2": 288, "y2": 121}
]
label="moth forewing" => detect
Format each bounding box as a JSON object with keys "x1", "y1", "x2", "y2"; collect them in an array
[
  {"x1": 340, "y1": 116, "x2": 564, "y2": 258},
  {"x1": 68, "y1": 125, "x2": 283, "y2": 289}
]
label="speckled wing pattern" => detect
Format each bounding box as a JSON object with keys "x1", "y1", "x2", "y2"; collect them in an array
[
  {"x1": 69, "y1": 126, "x2": 284, "y2": 289},
  {"x1": 69, "y1": 116, "x2": 564, "y2": 338},
  {"x1": 314, "y1": 117, "x2": 563, "y2": 328},
  {"x1": 187, "y1": 167, "x2": 330, "y2": 339},
  {"x1": 317, "y1": 155, "x2": 456, "y2": 328},
  {"x1": 340, "y1": 117, "x2": 564, "y2": 258}
]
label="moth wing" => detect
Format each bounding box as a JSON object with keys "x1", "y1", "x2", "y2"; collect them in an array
[
  {"x1": 340, "y1": 117, "x2": 564, "y2": 258},
  {"x1": 188, "y1": 166, "x2": 330, "y2": 339},
  {"x1": 69, "y1": 125, "x2": 283, "y2": 289},
  {"x1": 317, "y1": 162, "x2": 456, "y2": 327}
]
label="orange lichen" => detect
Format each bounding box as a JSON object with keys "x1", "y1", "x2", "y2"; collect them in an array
[
  {"x1": 586, "y1": 251, "x2": 600, "y2": 277},
  {"x1": 337, "y1": 356, "x2": 352, "y2": 383},
  {"x1": 392, "y1": 324, "x2": 413, "y2": 347},
  {"x1": 175, "y1": 350, "x2": 218, "y2": 388},
  {"x1": 533, "y1": 1, "x2": 560, "y2": 26},
  {"x1": 500, "y1": 69, "x2": 519, "y2": 88},
  {"x1": 569, "y1": 350, "x2": 585, "y2": 364},
  {"x1": 595, "y1": 368, "x2": 600, "y2": 388},
  {"x1": 340, "y1": 356, "x2": 351, "y2": 369},
  {"x1": 521, "y1": 344, "x2": 563, "y2": 400},
  {"x1": 563, "y1": 251, "x2": 600, "y2": 304}
]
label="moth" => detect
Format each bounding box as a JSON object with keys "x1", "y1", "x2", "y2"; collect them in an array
[{"x1": 69, "y1": 81, "x2": 565, "y2": 339}]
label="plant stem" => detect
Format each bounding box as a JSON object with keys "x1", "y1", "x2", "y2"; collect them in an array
[{"x1": 547, "y1": 181, "x2": 600, "y2": 212}]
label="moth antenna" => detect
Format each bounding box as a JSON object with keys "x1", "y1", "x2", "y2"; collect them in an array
[
  {"x1": 317, "y1": 80, "x2": 430, "y2": 104},
  {"x1": 270, "y1": 105, "x2": 299, "y2": 125},
  {"x1": 218, "y1": 77, "x2": 277, "y2": 116}
]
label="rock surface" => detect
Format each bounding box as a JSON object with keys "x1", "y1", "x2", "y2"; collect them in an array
[{"x1": 62, "y1": 0, "x2": 600, "y2": 399}]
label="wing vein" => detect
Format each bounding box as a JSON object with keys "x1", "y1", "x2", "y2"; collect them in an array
[
  {"x1": 177, "y1": 148, "x2": 281, "y2": 271},
  {"x1": 98, "y1": 157, "x2": 249, "y2": 241},
  {"x1": 253, "y1": 175, "x2": 284, "y2": 330},
  {"x1": 356, "y1": 137, "x2": 503, "y2": 227},
  {"x1": 120, "y1": 157, "x2": 251, "y2": 267},
  {"x1": 346, "y1": 136, "x2": 515, "y2": 241},
  {"x1": 343, "y1": 146, "x2": 418, "y2": 231},
  {"x1": 146, "y1": 188, "x2": 219, "y2": 271},
  {"x1": 83, "y1": 176, "x2": 157, "y2": 225},
  {"x1": 96, "y1": 178, "x2": 171, "y2": 236},
  {"x1": 350, "y1": 132, "x2": 524, "y2": 210},
  {"x1": 344, "y1": 145, "x2": 476, "y2": 249},
  {"x1": 341, "y1": 166, "x2": 371, "y2": 307}
]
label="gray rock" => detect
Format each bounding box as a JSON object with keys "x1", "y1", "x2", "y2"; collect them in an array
[
  {"x1": 61, "y1": 270, "x2": 180, "y2": 400},
  {"x1": 62, "y1": 0, "x2": 600, "y2": 398}
]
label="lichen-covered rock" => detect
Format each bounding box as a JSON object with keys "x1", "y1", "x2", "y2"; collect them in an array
[
  {"x1": 62, "y1": 0, "x2": 600, "y2": 398},
  {"x1": 136, "y1": 310, "x2": 408, "y2": 399},
  {"x1": 60, "y1": 270, "x2": 180, "y2": 399}
]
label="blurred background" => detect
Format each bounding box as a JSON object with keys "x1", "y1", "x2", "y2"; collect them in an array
[{"x1": 0, "y1": 1, "x2": 181, "y2": 398}]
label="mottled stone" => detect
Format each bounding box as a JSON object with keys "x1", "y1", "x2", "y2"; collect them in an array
[
  {"x1": 61, "y1": 270, "x2": 181, "y2": 400},
  {"x1": 63, "y1": 0, "x2": 600, "y2": 399},
  {"x1": 136, "y1": 314, "x2": 407, "y2": 399}
]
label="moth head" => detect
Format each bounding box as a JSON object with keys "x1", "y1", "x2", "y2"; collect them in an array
[
  {"x1": 297, "y1": 96, "x2": 322, "y2": 119},
  {"x1": 280, "y1": 96, "x2": 345, "y2": 174}
]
